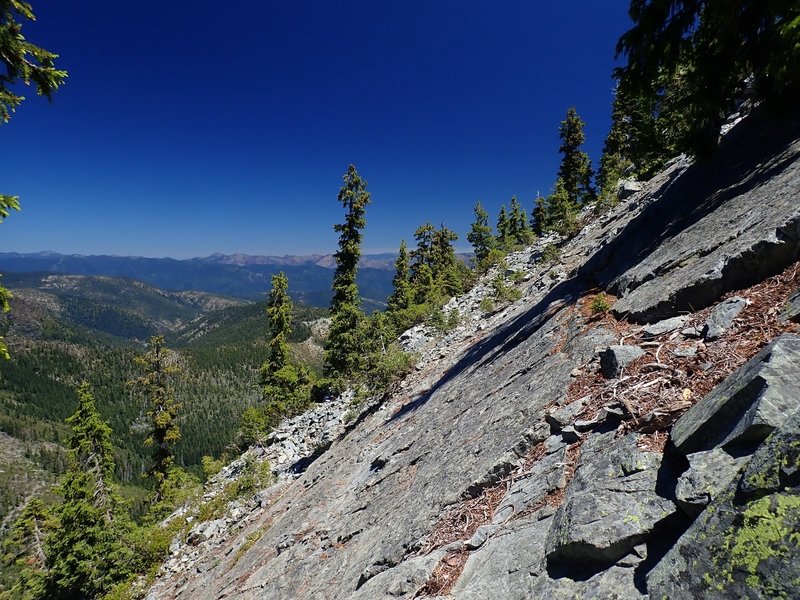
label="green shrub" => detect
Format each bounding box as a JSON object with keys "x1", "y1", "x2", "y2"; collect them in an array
[
  {"x1": 541, "y1": 243, "x2": 561, "y2": 264},
  {"x1": 590, "y1": 293, "x2": 611, "y2": 315},
  {"x1": 480, "y1": 297, "x2": 496, "y2": 313},
  {"x1": 491, "y1": 276, "x2": 522, "y2": 303}
]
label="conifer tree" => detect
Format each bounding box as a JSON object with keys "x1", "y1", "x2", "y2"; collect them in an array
[
  {"x1": 45, "y1": 383, "x2": 133, "y2": 598},
  {"x1": 254, "y1": 271, "x2": 311, "y2": 433},
  {"x1": 532, "y1": 193, "x2": 548, "y2": 236},
  {"x1": 496, "y1": 205, "x2": 511, "y2": 249},
  {"x1": 387, "y1": 240, "x2": 412, "y2": 313},
  {"x1": 325, "y1": 165, "x2": 371, "y2": 379},
  {"x1": 131, "y1": 335, "x2": 181, "y2": 499},
  {"x1": 262, "y1": 271, "x2": 292, "y2": 379},
  {"x1": 546, "y1": 178, "x2": 578, "y2": 235},
  {"x1": 2, "y1": 497, "x2": 48, "y2": 598},
  {"x1": 467, "y1": 201, "x2": 495, "y2": 265},
  {"x1": 410, "y1": 222, "x2": 436, "y2": 303},
  {"x1": 431, "y1": 223, "x2": 461, "y2": 298},
  {"x1": 508, "y1": 196, "x2": 534, "y2": 246},
  {"x1": 557, "y1": 108, "x2": 596, "y2": 207}
]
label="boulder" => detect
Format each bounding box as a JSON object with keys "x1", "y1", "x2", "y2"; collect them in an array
[
  {"x1": 780, "y1": 287, "x2": 800, "y2": 324},
  {"x1": 671, "y1": 334, "x2": 800, "y2": 454},
  {"x1": 617, "y1": 179, "x2": 643, "y2": 200},
  {"x1": 641, "y1": 315, "x2": 689, "y2": 338},
  {"x1": 648, "y1": 412, "x2": 800, "y2": 599},
  {"x1": 599, "y1": 345, "x2": 646, "y2": 379},
  {"x1": 545, "y1": 396, "x2": 587, "y2": 432},
  {"x1": 702, "y1": 296, "x2": 748, "y2": 340},
  {"x1": 545, "y1": 433, "x2": 674, "y2": 565},
  {"x1": 674, "y1": 448, "x2": 749, "y2": 517}
]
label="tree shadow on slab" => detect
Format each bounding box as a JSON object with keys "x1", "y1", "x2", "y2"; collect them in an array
[
  {"x1": 387, "y1": 276, "x2": 586, "y2": 425},
  {"x1": 579, "y1": 106, "x2": 800, "y2": 318}
]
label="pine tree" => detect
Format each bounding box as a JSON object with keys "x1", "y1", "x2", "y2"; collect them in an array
[
  {"x1": 496, "y1": 205, "x2": 511, "y2": 249},
  {"x1": 254, "y1": 271, "x2": 311, "y2": 434},
  {"x1": 410, "y1": 222, "x2": 436, "y2": 303},
  {"x1": 131, "y1": 335, "x2": 181, "y2": 499},
  {"x1": 616, "y1": 0, "x2": 800, "y2": 159},
  {"x1": 431, "y1": 223, "x2": 461, "y2": 298},
  {"x1": 2, "y1": 497, "x2": 48, "y2": 599},
  {"x1": 45, "y1": 383, "x2": 133, "y2": 598},
  {"x1": 508, "y1": 196, "x2": 534, "y2": 246},
  {"x1": 262, "y1": 271, "x2": 292, "y2": 378},
  {"x1": 546, "y1": 178, "x2": 578, "y2": 235},
  {"x1": 557, "y1": 108, "x2": 596, "y2": 208},
  {"x1": 387, "y1": 240, "x2": 412, "y2": 313},
  {"x1": 532, "y1": 193, "x2": 548, "y2": 236},
  {"x1": 325, "y1": 164, "x2": 371, "y2": 379},
  {"x1": 467, "y1": 201, "x2": 495, "y2": 265}
]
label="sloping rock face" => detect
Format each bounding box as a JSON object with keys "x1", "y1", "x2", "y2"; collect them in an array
[{"x1": 146, "y1": 110, "x2": 800, "y2": 599}]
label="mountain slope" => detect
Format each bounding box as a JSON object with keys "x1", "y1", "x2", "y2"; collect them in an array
[
  {"x1": 144, "y1": 107, "x2": 800, "y2": 599},
  {"x1": 0, "y1": 252, "x2": 396, "y2": 305}
]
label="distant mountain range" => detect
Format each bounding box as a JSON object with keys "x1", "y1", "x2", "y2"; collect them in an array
[{"x1": 0, "y1": 251, "x2": 397, "y2": 306}]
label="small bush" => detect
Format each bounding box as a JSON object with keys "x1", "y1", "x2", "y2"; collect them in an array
[
  {"x1": 491, "y1": 276, "x2": 522, "y2": 303},
  {"x1": 476, "y1": 248, "x2": 507, "y2": 273},
  {"x1": 590, "y1": 293, "x2": 611, "y2": 315},
  {"x1": 480, "y1": 297, "x2": 496, "y2": 313},
  {"x1": 541, "y1": 243, "x2": 561, "y2": 264}
]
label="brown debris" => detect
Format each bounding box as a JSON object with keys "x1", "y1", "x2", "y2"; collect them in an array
[
  {"x1": 418, "y1": 478, "x2": 508, "y2": 556},
  {"x1": 567, "y1": 261, "x2": 800, "y2": 448},
  {"x1": 416, "y1": 548, "x2": 469, "y2": 597}
]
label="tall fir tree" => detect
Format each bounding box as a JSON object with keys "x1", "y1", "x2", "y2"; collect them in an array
[
  {"x1": 254, "y1": 271, "x2": 310, "y2": 433},
  {"x1": 387, "y1": 240, "x2": 412, "y2": 313},
  {"x1": 325, "y1": 164, "x2": 371, "y2": 379},
  {"x1": 508, "y1": 196, "x2": 534, "y2": 246},
  {"x1": 557, "y1": 107, "x2": 596, "y2": 208},
  {"x1": 467, "y1": 201, "x2": 495, "y2": 264},
  {"x1": 496, "y1": 205, "x2": 511, "y2": 249},
  {"x1": 45, "y1": 383, "x2": 133, "y2": 599},
  {"x1": 532, "y1": 193, "x2": 548, "y2": 236},
  {"x1": 131, "y1": 335, "x2": 181, "y2": 500},
  {"x1": 431, "y1": 223, "x2": 461, "y2": 298},
  {"x1": 409, "y1": 222, "x2": 436, "y2": 303}
]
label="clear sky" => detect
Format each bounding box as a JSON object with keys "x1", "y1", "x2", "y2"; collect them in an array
[{"x1": 1, "y1": 1, "x2": 632, "y2": 258}]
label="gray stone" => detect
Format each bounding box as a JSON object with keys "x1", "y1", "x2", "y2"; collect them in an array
[
  {"x1": 350, "y1": 550, "x2": 445, "y2": 600},
  {"x1": 492, "y1": 448, "x2": 568, "y2": 523},
  {"x1": 672, "y1": 342, "x2": 698, "y2": 358},
  {"x1": 544, "y1": 434, "x2": 567, "y2": 455},
  {"x1": 465, "y1": 524, "x2": 500, "y2": 550},
  {"x1": 546, "y1": 396, "x2": 587, "y2": 432},
  {"x1": 561, "y1": 426, "x2": 580, "y2": 444},
  {"x1": 681, "y1": 325, "x2": 703, "y2": 338},
  {"x1": 617, "y1": 179, "x2": 643, "y2": 200},
  {"x1": 702, "y1": 296, "x2": 748, "y2": 340},
  {"x1": 641, "y1": 315, "x2": 689, "y2": 338},
  {"x1": 599, "y1": 345, "x2": 646, "y2": 379},
  {"x1": 780, "y1": 287, "x2": 800, "y2": 323},
  {"x1": 545, "y1": 434, "x2": 674, "y2": 564},
  {"x1": 675, "y1": 448, "x2": 749, "y2": 516},
  {"x1": 648, "y1": 412, "x2": 800, "y2": 600},
  {"x1": 671, "y1": 334, "x2": 800, "y2": 454}
]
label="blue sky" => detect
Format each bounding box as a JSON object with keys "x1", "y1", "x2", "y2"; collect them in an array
[{"x1": 1, "y1": 1, "x2": 631, "y2": 258}]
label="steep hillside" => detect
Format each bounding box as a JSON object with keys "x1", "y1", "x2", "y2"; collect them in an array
[
  {"x1": 144, "y1": 107, "x2": 800, "y2": 599},
  {"x1": 0, "y1": 276, "x2": 326, "y2": 528}
]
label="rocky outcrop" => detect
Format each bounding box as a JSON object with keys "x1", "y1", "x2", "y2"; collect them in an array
[{"x1": 145, "y1": 109, "x2": 800, "y2": 600}]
